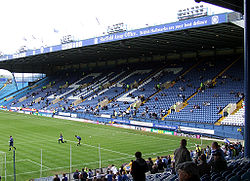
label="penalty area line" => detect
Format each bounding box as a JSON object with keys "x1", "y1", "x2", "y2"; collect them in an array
[{"x1": 65, "y1": 139, "x2": 132, "y2": 157}]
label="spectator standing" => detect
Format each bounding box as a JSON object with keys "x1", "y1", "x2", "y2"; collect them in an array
[
  {"x1": 205, "y1": 146, "x2": 211, "y2": 158},
  {"x1": 119, "y1": 165, "x2": 125, "y2": 175},
  {"x1": 195, "y1": 144, "x2": 202, "y2": 157},
  {"x1": 96, "y1": 170, "x2": 102, "y2": 180},
  {"x1": 174, "y1": 139, "x2": 192, "y2": 172},
  {"x1": 62, "y1": 173, "x2": 68, "y2": 181},
  {"x1": 157, "y1": 158, "x2": 164, "y2": 172},
  {"x1": 73, "y1": 169, "x2": 80, "y2": 180},
  {"x1": 116, "y1": 172, "x2": 122, "y2": 181},
  {"x1": 88, "y1": 169, "x2": 93, "y2": 179},
  {"x1": 122, "y1": 171, "x2": 129, "y2": 180},
  {"x1": 131, "y1": 151, "x2": 148, "y2": 181},
  {"x1": 162, "y1": 156, "x2": 168, "y2": 168},
  {"x1": 80, "y1": 168, "x2": 88, "y2": 181},
  {"x1": 167, "y1": 155, "x2": 172, "y2": 167},
  {"x1": 53, "y1": 174, "x2": 60, "y2": 181},
  {"x1": 110, "y1": 164, "x2": 118, "y2": 175},
  {"x1": 147, "y1": 157, "x2": 154, "y2": 172},
  {"x1": 105, "y1": 171, "x2": 113, "y2": 181}
]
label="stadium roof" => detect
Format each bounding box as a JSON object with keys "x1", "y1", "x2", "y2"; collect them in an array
[
  {"x1": 0, "y1": 12, "x2": 243, "y2": 73},
  {"x1": 195, "y1": 0, "x2": 243, "y2": 13}
]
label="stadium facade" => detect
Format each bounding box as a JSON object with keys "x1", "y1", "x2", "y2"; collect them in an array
[{"x1": 0, "y1": 9, "x2": 248, "y2": 157}]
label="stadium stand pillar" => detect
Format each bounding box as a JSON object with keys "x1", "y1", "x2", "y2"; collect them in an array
[
  {"x1": 244, "y1": 0, "x2": 250, "y2": 158},
  {"x1": 11, "y1": 72, "x2": 18, "y2": 91}
]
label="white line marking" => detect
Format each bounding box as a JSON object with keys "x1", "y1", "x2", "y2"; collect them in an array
[
  {"x1": 5, "y1": 159, "x2": 50, "y2": 169},
  {"x1": 65, "y1": 139, "x2": 132, "y2": 157},
  {"x1": 5, "y1": 159, "x2": 28, "y2": 164},
  {"x1": 27, "y1": 159, "x2": 50, "y2": 169}
]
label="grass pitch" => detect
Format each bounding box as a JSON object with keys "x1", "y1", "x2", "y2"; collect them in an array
[{"x1": 0, "y1": 110, "x2": 214, "y2": 180}]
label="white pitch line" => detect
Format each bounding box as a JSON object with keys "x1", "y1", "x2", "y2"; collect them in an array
[
  {"x1": 5, "y1": 159, "x2": 50, "y2": 169},
  {"x1": 65, "y1": 139, "x2": 132, "y2": 157},
  {"x1": 5, "y1": 159, "x2": 28, "y2": 164},
  {"x1": 27, "y1": 159, "x2": 51, "y2": 169}
]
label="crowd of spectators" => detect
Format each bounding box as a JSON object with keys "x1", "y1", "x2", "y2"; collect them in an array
[{"x1": 50, "y1": 139, "x2": 245, "y2": 181}]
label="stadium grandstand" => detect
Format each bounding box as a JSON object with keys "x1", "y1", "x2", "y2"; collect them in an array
[{"x1": 0, "y1": 0, "x2": 249, "y2": 180}]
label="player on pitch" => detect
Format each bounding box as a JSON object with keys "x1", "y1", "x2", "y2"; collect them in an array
[
  {"x1": 75, "y1": 135, "x2": 81, "y2": 146},
  {"x1": 9, "y1": 136, "x2": 16, "y2": 151},
  {"x1": 58, "y1": 133, "x2": 66, "y2": 143}
]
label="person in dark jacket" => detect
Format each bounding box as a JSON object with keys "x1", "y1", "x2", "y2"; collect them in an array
[
  {"x1": 73, "y1": 169, "x2": 80, "y2": 180},
  {"x1": 131, "y1": 151, "x2": 148, "y2": 181},
  {"x1": 210, "y1": 151, "x2": 227, "y2": 173},
  {"x1": 79, "y1": 168, "x2": 88, "y2": 181},
  {"x1": 147, "y1": 157, "x2": 154, "y2": 172},
  {"x1": 53, "y1": 174, "x2": 60, "y2": 181},
  {"x1": 197, "y1": 154, "x2": 210, "y2": 177},
  {"x1": 174, "y1": 139, "x2": 192, "y2": 172}
]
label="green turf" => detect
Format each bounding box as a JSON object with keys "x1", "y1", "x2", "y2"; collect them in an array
[{"x1": 0, "y1": 110, "x2": 215, "y2": 180}]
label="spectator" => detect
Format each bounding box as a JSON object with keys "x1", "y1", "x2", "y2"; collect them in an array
[
  {"x1": 147, "y1": 157, "x2": 154, "y2": 172},
  {"x1": 62, "y1": 173, "x2": 68, "y2": 181},
  {"x1": 190, "y1": 150, "x2": 194, "y2": 159},
  {"x1": 119, "y1": 165, "x2": 125, "y2": 175},
  {"x1": 79, "y1": 168, "x2": 88, "y2": 181},
  {"x1": 197, "y1": 154, "x2": 210, "y2": 177},
  {"x1": 210, "y1": 151, "x2": 227, "y2": 173},
  {"x1": 105, "y1": 170, "x2": 113, "y2": 181},
  {"x1": 96, "y1": 170, "x2": 102, "y2": 180},
  {"x1": 122, "y1": 171, "x2": 129, "y2": 180},
  {"x1": 167, "y1": 155, "x2": 172, "y2": 167},
  {"x1": 177, "y1": 161, "x2": 200, "y2": 181},
  {"x1": 174, "y1": 139, "x2": 192, "y2": 172},
  {"x1": 110, "y1": 164, "x2": 118, "y2": 175},
  {"x1": 73, "y1": 169, "x2": 80, "y2": 180},
  {"x1": 53, "y1": 174, "x2": 60, "y2": 181},
  {"x1": 205, "y1": 146, "x2": 211, "y2": 158},
  {"x1": 162, "y1": 156, "x2": 168, "y2": 168},
  {"x1": 195, "y1": 144, "x2": 202, "y2": 157},
  {"x1": 157, "y1": 158, "x2": 164, "y2": 172},
  {"x1": 128, "y1": 160, "x2": 133, "y2": 169},
  {"x1": 88, "y1": 169, "x2": 93, "y2": 179},
  {"x1": 116, "y1": 172, "x2": 122, "y2": 181},
  {"x1": 209, "y1": 142, "x2": 225, "y2": 162},
  {"x1": 150, "y1": 163, "x2": 159, "y2": 174},
  {"x1": 155, "y1": 156, "x2": 161, "y2": 164},
  {"x1": 131, "y1": 151, "x2": 148, "y2": 181}
]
